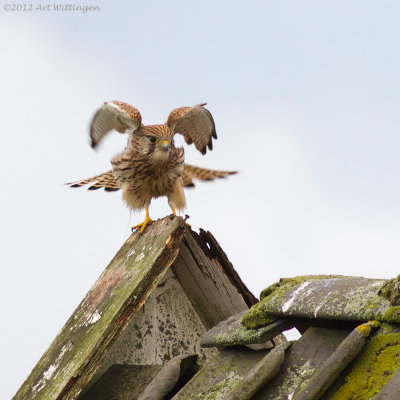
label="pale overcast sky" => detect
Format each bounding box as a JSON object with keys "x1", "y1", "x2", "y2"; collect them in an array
[{"x1": 2, "y1": 1, "x2": 400, "y2": 398}]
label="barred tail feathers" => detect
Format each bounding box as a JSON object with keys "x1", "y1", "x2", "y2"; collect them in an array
[
  {"x1": 67, "y1": 164, "x2": 237, "y2": 191},
  {"x1": 182, "y1": 164, "x2": 237, "y2": 188},
  {"x1": 66, "y1": 170, "x2": 120, "y2": 191}
]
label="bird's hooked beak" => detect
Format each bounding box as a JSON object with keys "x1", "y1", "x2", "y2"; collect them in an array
[{"x1": 159, "y1": 140, "x2": 170, "y2": 151}]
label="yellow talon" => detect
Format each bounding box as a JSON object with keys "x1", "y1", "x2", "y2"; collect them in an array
[{"x1": 132, "y1": 207, "x2": 153, "y2": 233}]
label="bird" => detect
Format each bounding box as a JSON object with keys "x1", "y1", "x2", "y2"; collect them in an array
[{"x1": 67, "y1": 101, "x2": 236, "y2": 233}]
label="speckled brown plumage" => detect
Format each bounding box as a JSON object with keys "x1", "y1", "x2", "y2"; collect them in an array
[
  {"x1": 67, "y1": 164, "x2": 237, "y2": 191},
  {"x1": 67, "y1": 170, "x2": 120, "y2": 191},
  {"x1": 68, "y1": 101, "x2": 236, "y2": 232}
]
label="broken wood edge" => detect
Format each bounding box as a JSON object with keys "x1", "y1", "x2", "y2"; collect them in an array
[
  {"x1": 190, "y1": 228, "x2": 258, "y2": 307},
  {"x1": 57, "y1": 219, "x2": 186, "y2": 400}
]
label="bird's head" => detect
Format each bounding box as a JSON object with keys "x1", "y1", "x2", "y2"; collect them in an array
[{"x1": 141, "y1": 125, "x2": 174, "y2": 162}]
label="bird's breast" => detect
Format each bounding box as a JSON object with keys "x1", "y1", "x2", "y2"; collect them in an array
[
  {"x1": 114, "y1": 147, "x2": 184, "y2": 200},
  {"x1": 130, "y1": 160, "x2": 183, "y2": 197}
]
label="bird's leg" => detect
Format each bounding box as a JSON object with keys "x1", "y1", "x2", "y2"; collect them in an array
[
  {"x1": 132, "y1": 206, "x2": 153, "y2": 233},
  {"x1": 169, "y1": 206, "x2": 178, "y2": 221}
]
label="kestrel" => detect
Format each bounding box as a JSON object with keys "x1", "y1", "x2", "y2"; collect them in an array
[{"x1": 68, "y1": 101, "x2": 236, "y2": 232}]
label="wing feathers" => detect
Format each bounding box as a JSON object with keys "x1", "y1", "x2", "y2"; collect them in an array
[
  {"x1": 167, "y1": 103, "x2": 217, "y2": 155},
  {"x1": 90, "y1": 101, "x2": 142, "y2": 148}
]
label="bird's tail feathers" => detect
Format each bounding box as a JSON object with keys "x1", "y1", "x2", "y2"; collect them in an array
[
  {"x1": 182, "y1": 164, "x2": 237, "y2": 188},
  {"x1": 66, "y1": 170, "x2": 120, "y2": 191},
  {"x1": 66, "y1": 164, "x2": 237, "y2": 191}
]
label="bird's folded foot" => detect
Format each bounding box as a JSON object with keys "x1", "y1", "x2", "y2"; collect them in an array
[{"x1": 131, "y1": 216, "x2": 153, "y2": 233}]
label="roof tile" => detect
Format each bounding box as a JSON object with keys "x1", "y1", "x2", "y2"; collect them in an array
[{"x1": 242, "y1": 275, "x2": 394, "y2": 329}]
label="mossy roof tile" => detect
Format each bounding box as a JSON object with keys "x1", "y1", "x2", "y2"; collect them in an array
[
  {"x1": 243, "y1": 275, "x2": 396, "y2": 329},
  {"x1": 201, "y1": 311, "x2": 293, "y2": 348}
]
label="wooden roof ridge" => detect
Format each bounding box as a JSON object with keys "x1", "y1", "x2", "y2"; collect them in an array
[{"x1": 13, "y1": 216, "x2": 258, "y2": 400}]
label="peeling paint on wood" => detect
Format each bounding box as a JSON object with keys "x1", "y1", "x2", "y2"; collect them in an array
[
  {"x1": 172, "y1": 231, "x2": 255, "y2": 331},
  {"x1": 83, "y1": 268, "x2": 217, "y2": 393},
  {"x1": 13, "y1": 216, "x2": 186, "y2": 400},
  {"x1": 14, "y1": 217, "x2": 257, "y2": 400}
]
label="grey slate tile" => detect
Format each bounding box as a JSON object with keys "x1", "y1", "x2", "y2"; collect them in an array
[
  {"x1": 243, "y1": 275, "x2": 396, "y2": 329},
  {"x1": 138, "y1": 354, "x2": 198, "y2": 400},
  {"x1": 172, "y1": 347, "x2": 278, "y2": 400},
  {"x1": 253, "y1": 327, "x2": 350, "y2": 399},
  {"x1": 322, "y1": 323, "x2": 400, "y2": 400},
  {"x1": 201, "y1": 310, "x2": 293, "y2": 348},
  {"x1": 372, "y1": 367, "x2": 400, "y2": 400},
  {"x1": 294, "y1": 321, "x2": 380, "y2": 400}
]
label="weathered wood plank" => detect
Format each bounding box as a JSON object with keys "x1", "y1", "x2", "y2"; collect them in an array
[
  {"x1": 195, "y1": 229, "x2": 258, "y2": 307},
  {"x1": 80, "y1": 365, "x2": 163, "y2": 400},
  {"x1": 171, "y1": 230, "x2": 254, "y2": 330},
  {"x1": 14, "y1": 216, "x2": 186, "y2": 400},
  {"x1": 83, "y1": 268, "x2": 218, "y2": 394}
]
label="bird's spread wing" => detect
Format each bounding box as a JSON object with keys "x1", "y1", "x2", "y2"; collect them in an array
[
  {"x1": 66, "y1": 170, "x2": 120, "y2": 191},
  {"x1": 67, "y1": 165, "x2": 237, "y2": 191},
  {"x1": 166, "y1": 103, "x2": 217, "y2": 155},
  {"x1": 90, "y1": 101, "x2": 142, "y2": 148},
  {"x1": 182, "y1": 164, "x2": 237, "y2": 187}
]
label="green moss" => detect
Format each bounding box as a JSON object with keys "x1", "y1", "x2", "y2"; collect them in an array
[
  {"x1": 213, "y1": 319, "x2": 279, "y2": 346},
  {"x1": 240, "y1": 304, "x2": 278, "y2": 331},
  {"x1": 382, "y1": 306, "x2": 400, "y2": 323},
  {"x1": 244, "y1": 275, "x2": 400, "y2": 330},
  {"x1": 356, "y1": 321, "x2": 380, "y2": 338},
  {"x1": 381, "y1": 322, "x2": 393, "y2": 333},
  {"x1": 243, "y1": 276, "x2": 311, "y2": 329},
  {"x1": 260, "y1": 276, "x2": 314, "y2": 301},
  {"x1": 275, "y1": 358, "x2": 316, "y2": 398},
  {"x1": 331, "y1": 331, "x2": 400, "y2": 400},
  {"x1": 196, "y1": 371, "x2": 243, "y2": 400},
  {"x1": 259, "y1": 280, "x2": 286, "y2": 300},
  {"x1": 377, "y1": 276, "x2": 400, "y2": 306},
  {"x1": 369, "y1": 320, "x2": 381, "y2": 329},
  {"x1": 243, "y1": 275, "x2": 340, "y2": 329}
]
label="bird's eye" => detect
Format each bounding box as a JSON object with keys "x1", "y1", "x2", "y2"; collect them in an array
[{"x1": 148, "y1": 136, "x2": 156, "y2": 143}]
